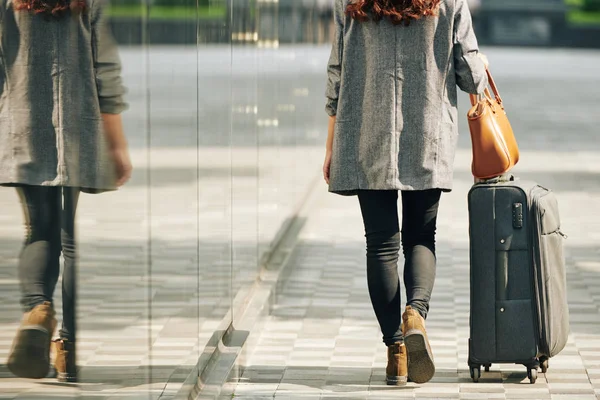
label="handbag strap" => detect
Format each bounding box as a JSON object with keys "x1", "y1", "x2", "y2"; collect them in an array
[{"x1": 469, "y1": 68, "x2": 503, "y2": 106}]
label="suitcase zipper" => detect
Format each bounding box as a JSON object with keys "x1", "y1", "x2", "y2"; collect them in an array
[{"x1": 549, "y1": 229, "x2": 568, "y2": 240}]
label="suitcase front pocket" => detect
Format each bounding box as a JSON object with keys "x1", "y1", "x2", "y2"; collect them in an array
[
  {"x1": 496, "y1": 299, "x2": 537, "y2": 362},
  {"x1": 494, "y1": 248, "x2": 537, "y2": 362}
]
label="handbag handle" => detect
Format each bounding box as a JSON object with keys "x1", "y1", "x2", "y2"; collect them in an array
[{"x1": 469, "y1": 68, "x2": 503, "y2": 107}]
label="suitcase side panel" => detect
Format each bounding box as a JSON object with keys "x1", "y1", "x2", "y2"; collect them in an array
[{"x1": 530, "y1": 188, "x2": 570, "y2": 357}]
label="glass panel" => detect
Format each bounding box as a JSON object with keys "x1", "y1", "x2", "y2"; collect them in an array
[
  {"x1": 145, "y1": 0, "x2": 200, "y2": 395},
  {"x1": 261, "y1": 0, "x2": 326, "y2": 248},
  {"x1": 1, "y1": 0, "x2": 329, "y2": 397},
  {"x1": 231, "y1": 0, "x2": 260, "y2": 322},
  {"x1": 196, "y1": 0, "x2": 233, "y2": 369},
  {"x1": 77, "y1": 0, "x2": 151, "y2": 396},
  {"x1": 0, "y1": 0, "x2": 151, "y2": 397}
]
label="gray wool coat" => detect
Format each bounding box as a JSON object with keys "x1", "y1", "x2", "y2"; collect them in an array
[
  {"x1": 326, "y1": 0, "x2": 488, "y2": 195},
  {"x1": 0, "y1": 0, "x2": 127, "y2": 191}
]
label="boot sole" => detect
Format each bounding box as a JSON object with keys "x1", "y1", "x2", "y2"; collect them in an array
[
  {"x1": 57, "y1": 372, "x2": 78, "y2": 383},
  {"x1": 404, "y1": 329, "x2": 435, "y2": 384},
  {"x1": 386, "y1": 375, "x2": 408, "y2": 386},
  {"x1": 7, "y1": 325, "x2": 51, "y2": 379}
]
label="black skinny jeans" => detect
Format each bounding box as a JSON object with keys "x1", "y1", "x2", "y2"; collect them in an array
[
  {"x1": 358, "y1": 189, "x2": 441, "y2": 346},
  {"x1": 16, "y1": 186, "x2": 79, "y2": 342}
]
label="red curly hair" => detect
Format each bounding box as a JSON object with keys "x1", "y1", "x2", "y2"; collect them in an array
[
  {"x1": 14, "y1": 0, "x2": 87, "y2": 18},
  {"x1": 346, "y1": 0, "x2": 441, "y2": 26}
]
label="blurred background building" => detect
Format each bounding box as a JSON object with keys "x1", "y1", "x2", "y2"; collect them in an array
[{"x1": 105, "y1": 0, "x2": 600, "y2": 47}]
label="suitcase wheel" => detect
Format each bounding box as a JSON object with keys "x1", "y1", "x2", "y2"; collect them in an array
[
  {"x1": 470, "y1": 365, "x2": 481, "y2": 383},
  {"x1": 527, "y1": 367, "x2": 538, "y2": 384},
  {"x1": 484, "y1": 363, "x2": 491, "y2": 372},
  {"x1": 540, "y1": 357, "x2": 549, "y2": 373}
]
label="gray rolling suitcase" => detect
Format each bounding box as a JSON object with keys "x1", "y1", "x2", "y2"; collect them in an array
[{"x1": 467, "y1": 176, "x2": 570, "y2": 384}]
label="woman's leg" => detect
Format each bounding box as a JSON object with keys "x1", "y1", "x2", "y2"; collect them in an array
[
  {"x1": 16, "y1": 185, "x2": 62, "y2": 311},
  {"x1": 400, "y1": 189, "x2": 442, "y2": 384},
  {"x1": 401, "y1": 189, "x2": 442, "y2": 319},
  {"x1": 54, "y1": 187, "x2": 80, "y2": 382},
  {"x1": 357, "y1": 190, "x2": 403, "y2": 346},
  {"x1": 8, "y1": 185, "x2": 61, "y2": 379},
  {"x1": 59, "y1": 187, "x2": 80, "y2": 343}
]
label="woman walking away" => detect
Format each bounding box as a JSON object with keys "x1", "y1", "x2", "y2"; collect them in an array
[
  {"x1": 1, "y1": 0, "x2": 131, "y2": 382},
  {"x1": 323, "y1": 0, "x2": 488, "y2": 386}
]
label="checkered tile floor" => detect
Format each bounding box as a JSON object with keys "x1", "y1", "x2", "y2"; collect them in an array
[
  {"x1": 223, "y1": 148, "x2": 600, "y2": 400},
  {"x1": 0, "y1": 147, "x2": 321, "y2": 400}
]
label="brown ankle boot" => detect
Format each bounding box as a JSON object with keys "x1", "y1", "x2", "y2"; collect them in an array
[
  {"x1": 53, "y1": 339, "x2": 77, "y2": 382},
  {"x1": 7, "y1": 302, "x2": 57, "y2": 379},
  {"x1": 386, "y1": 342, "x2": 408, "y2": 386},
  {"x1": 402, "y1": 306, "x2": 435, "y2": 384}
]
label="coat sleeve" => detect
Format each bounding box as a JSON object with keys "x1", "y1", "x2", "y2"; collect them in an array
[
  {"x1": 453, "y1": 0, "x2": 487, "y2": 95},
  {"x1": 91, "y1": 0, "x2": 128, "y2": 114},
  {"x1": 325, "y1": 0, "x2": 344, "y2": 117}
]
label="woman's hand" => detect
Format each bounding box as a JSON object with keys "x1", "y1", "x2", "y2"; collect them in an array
[
  {"x1": 323, "y1": 150, "x2": 332, "y2": 184},
  {"x1": 324, "y1": 115, "x2": 336, "y2": 185},
  {"x1": 111, "y1": 145, "x2": 132, "y2": 187},
  {"x1": 102, "y1": 113, "x2": 132, "y2": 187}
]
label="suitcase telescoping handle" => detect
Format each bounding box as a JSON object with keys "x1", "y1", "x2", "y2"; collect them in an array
[{"x1": 474, "y1": 174, "x2": 516, "y2": 185}]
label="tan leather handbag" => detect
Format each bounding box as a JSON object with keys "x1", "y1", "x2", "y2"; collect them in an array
[{"x1": 467, "y1": 69, "x2": 520, "y2": 180}]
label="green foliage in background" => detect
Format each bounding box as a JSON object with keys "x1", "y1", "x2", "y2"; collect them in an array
[
  {"x1": 107, "y1": 5, "x2": 225, "y2": 20},
  {"x1": 153, "y1": 0, "x2": 209, "y2": 6},
  {"x1": 565, "y1": 0, "x2": 600, "y2": 24},
  {"x1": 106, "y1": 0, "x2": 600, "y2": 25},
  {"x1": 582, "y1": 0, "x2": 600, "y2": 11},
  {"x1": 108, "y1": 0, "x2": 139, "y2": 5},
  {"x1": 109, "y1": 0, "x2": 212, "y2": 5},
  {"x1": 107, "y1": 0, "x2": 226, "y2": 20}
]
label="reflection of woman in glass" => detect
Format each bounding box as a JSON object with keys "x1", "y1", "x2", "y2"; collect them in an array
[
  {"x1": 324, "y1": 0, "x2": 488, "y2": 386},
  {"x1": 1, "y1": 0, "x2": 131, "y2": 382}
]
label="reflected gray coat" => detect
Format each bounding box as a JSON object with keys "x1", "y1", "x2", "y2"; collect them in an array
[
  {"x1": 326, "y1": 0, "x2": 487, "y2": 194},
  {"x1": 0, "y1": 0, "x2": 127, "y2": 191}
]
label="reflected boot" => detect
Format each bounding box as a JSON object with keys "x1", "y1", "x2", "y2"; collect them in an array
[
  {"x1": 7, "y1": 302, "x2": 57, "y2": 379},
  {"x1": 53, "y1": 339, "x2": 77, "y2": 382},
  {"x1": 386, "y1": 342, "x2": 408, "y2": 386},
  {"x1": 402, "y1": 305, "x2": 435, "y2": 384}
]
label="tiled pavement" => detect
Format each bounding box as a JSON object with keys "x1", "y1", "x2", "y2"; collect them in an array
[
  {"x1": 0, "y1": 47, "x2": 599, "y2": 399},
  {"x1": 222, "y1": 147, "x2": 600, "y2": 400},
  {"x1": 0, "y1": 146, "x2": 322, "y2": 399}
]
